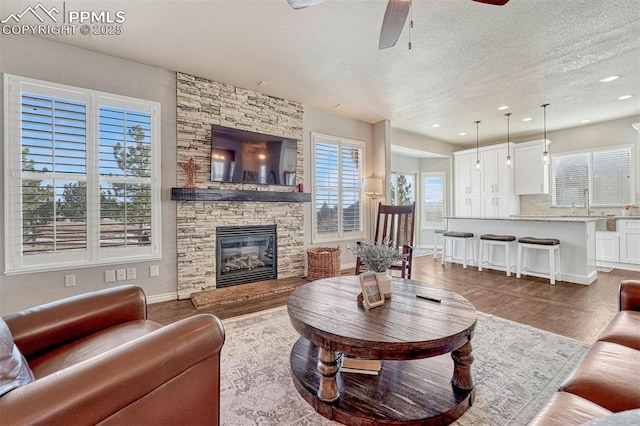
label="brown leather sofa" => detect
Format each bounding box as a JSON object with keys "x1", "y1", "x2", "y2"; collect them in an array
[
  {"x1": 528, "y1": 280, "x2": 640, "y2": 425},
  {"x1": 0, "y1": 285, "x2": 225, "y2": 425}
]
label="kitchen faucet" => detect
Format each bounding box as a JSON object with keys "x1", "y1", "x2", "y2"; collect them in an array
[{"x1": 584, "y1": 189, "x2": 594, "y2": 216}]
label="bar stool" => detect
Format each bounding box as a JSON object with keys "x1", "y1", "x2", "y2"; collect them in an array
[
  {"x1": 433, "y1": 229, "x2": 446, "y2": 260},
  {"x1": 516, "y1": 237, "x2": 561, "y2": 285},
  {"x1": 442, "y1": 231, "x2": 475, "y2": 269},
  {"x1": 478, "y1": 234, "x2": 517, "y2": 276}
]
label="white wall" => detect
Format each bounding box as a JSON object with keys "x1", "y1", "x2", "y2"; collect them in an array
[
  {"x1": 0, "y1": 36, "x2": 177, "y2": 314},
  {"x1": 302, "y1": 106, "x2": 375, "y2": 268}
]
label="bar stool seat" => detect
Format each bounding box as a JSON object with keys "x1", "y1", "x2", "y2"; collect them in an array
[
  {"x1": 433, "y1": 229, "x2": 446, "y2": 260},
  {"x1": 442, "y1": 231, "x2": 475, "y2": 269},
  {"x1": 478, "y1": 234, "x2": 517, "y2": 276},
  {"x1": 516, "y1": 237, "x2": 561, "y2": 284}
]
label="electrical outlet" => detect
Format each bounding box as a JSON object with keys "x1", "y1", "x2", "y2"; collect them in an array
[
  {"x1": 64, "y1": 274, "x2": 76, "y2": 287},
  {"x1": 116, "y1": 269, "x2": 126, "y2": 281},
  {"x1": 149, "y1": 265, "x2": 159, "y2": 277},
  {"x1": 105, "y1": 270, "x2": 116, "y2": 283},
  {"x1": 126, "y1": 267, "x2": 136, "y2": 280}
]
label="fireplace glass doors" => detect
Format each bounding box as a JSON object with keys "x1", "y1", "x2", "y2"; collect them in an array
[{"x1": 216, "y1": 225, "x2": 277, "y2": 288}]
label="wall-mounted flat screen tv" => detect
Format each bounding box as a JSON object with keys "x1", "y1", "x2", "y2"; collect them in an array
[{"x1": 210, "y1": 125, "x2": 297, "y2": 186}]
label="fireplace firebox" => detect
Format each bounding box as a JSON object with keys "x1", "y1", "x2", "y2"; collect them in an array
[{"x1": 216, "y1": 225, "x2": 277, "y2": 288}]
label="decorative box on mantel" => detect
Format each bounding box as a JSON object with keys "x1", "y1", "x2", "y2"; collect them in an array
[{"x1": 171, "y1": 188, "x2": 311, "y2": 203}]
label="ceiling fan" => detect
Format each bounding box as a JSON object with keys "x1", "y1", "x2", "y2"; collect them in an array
[{"x1": 287, "y1": 0, "x2": 511, "y2": 49}]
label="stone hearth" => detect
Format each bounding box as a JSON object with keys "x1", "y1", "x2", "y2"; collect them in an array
[{"x1": 176, "y1": 72, "x2": 304, "y2": 299}]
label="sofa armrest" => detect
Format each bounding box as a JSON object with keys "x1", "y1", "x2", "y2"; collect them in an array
[
  {"x1": 619, "y1": 280, "x2": 640, "y2": 312},
  {"x1": 3, "y1": 285, "x2": 147, "y2": 359},
  {"x1": 0, "y1": 314, "x2": 225, "y2": 426}
]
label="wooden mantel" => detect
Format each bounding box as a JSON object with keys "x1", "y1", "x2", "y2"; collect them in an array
[{"x1": 170, "y1": 188, "x2": 311, "y2": 203}]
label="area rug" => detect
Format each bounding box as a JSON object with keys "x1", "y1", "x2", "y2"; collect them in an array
[{"x1": 220, "y1": 306, "x2": 588, "y2": 425}]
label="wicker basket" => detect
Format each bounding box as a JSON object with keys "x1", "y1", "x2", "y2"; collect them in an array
[{"x1": 307, "y1": 247, "x2": 341, "y2": 281}]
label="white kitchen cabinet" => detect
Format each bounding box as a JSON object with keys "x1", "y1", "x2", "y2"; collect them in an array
[
  {"x1": 619, "y1": 220, "x2": 640, "y2": 264},
  {"x1": 455, "y1": 152, "x2": 481, "y2": 198},
  {"x1": 481, "y1": 146, "x2": 510, "y2": 196},
  {"x1": 514, "y1": 140, "x2": 550, "y2": 195},
  {"x1": 596, "y1": 231, "x2": 620, "y2": 263},
  {"x1": 455, "y1": 145, "x2": 518, "y2": 218},
  {"x1": 456, "y1": 196, "x2": 481, "y2": 217}
]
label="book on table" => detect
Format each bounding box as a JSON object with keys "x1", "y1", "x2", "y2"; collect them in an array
[
  {"x1": 340, "y1": 366, "x2": 380, "y2": 375},
  {"x1": 340, "y1": 355, "x2": 382, "y2": 373}
]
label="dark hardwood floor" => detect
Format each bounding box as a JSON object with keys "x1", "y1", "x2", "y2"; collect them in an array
[{"x1": 148, "y1": 255, "x2": 639, "y2": 344}]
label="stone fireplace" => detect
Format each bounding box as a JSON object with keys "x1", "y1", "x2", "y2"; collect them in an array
[
  {"x1": 175, "y1": 72, "x2": 305, "y2": 299},
  {"x1": 216, "y1": 225, "x2": 277, "y2": 288}
]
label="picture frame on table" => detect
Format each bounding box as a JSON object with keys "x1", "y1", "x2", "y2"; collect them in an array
[{"x1": 359, "y1": 272, "x2": 385, "y2": 309}]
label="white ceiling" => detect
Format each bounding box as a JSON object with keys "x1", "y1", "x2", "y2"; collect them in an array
[{"x1": 2, "y1": 0, "x2": 639, "y2": 147}]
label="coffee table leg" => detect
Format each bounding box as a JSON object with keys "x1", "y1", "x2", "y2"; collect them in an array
[
  {"x1": 451, "y1": 341, "x2": 474, "y2": 391},
  {"x1": 317, "y1": 347, "x2": 339, "y2": 402}
]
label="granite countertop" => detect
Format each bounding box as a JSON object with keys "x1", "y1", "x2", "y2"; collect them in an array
[
  {"x1": 445, "y1": 216, "x2": 601, "y2": 223},
  {"x1": 445, "y1": 215, "x2": 640, "y2": 223}
]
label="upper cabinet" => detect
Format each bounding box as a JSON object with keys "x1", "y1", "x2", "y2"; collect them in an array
[
  {"x1": 455, "y1": 151, "x2": 481, "y2": 197},
  {"x1": 481, "y1": 146, "x2": 511, "y2": 196},
  {"x1": 514, "y1": 140, "x2": 550, "y2": 195}
]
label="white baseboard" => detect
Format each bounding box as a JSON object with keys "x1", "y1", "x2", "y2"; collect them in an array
[
  {"x1": 147, "y1": 292, "x2": 178, "y2": 304},
  {"x1": 341, "y1": 261, "x2": 356, "y2": 270},
  {"x1": 596, "y1": 261, "x2": 640, "y2": 272}
]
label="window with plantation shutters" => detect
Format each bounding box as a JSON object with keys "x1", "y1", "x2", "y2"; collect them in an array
[
  {"x1": 422, "y1": 172, "x2": 446, "y2": 229},
  {"x1": 4, "y1": 74, "x2": 161, "y2": 274},
  {"x1": 312, "y1": 133, "x2": 364, "y2": 242},
  {"x1": 552, "y1": 145, "x2": 635, "y2": 208}
]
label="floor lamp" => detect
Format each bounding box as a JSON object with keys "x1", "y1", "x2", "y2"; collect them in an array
[{"x1": 362, "y1": 178, "x2": 383, "y2": 240}]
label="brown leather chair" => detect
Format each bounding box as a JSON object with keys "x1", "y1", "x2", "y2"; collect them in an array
[
  {"x1": 0, "y1": 285, "x2": 225, "y2": 425},
  {"x1": 355, "y1": 202, "x2": 416, "y2": 279}
]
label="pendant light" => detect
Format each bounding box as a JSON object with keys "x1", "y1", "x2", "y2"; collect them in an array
[
  {"x1": 475, "y1": 120, "x2": 481, "y2": 170},
  {"x1": 505, "y1": 113, "x2": 512, "y2": 168},
  {"x1": 541, "y1": 103, "x2": 550, "y2": 165}
]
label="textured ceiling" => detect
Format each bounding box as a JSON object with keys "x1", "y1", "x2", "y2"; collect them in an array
[{"x1": 2, "y1": 0, "x2": 639, "y2": 147}]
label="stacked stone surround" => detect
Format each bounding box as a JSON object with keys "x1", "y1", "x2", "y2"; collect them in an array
[{"x1": 176, "y1": 72, "x2": 304, "y2": 299}]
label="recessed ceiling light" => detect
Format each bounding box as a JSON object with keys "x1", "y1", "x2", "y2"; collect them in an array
[
  {"x1": 599, "y1": 75, "x2": 620, "y2": 83},
  {"x1": 617, "y1": 94, "x2": 634, "y2": 100},
  {"x1": 497, "y1": 105, "x2": 509, "y2": 111},
  {"x1": 432, "y1": 124, "x2": 440, "y2": 128},
  {"x1": 522, "y1": 117, "x2": 533, "y2": 122},
  {"x1": 459, "y1": 132, "x2": 467, "y2": 136},
  {"x1": 581, "y1": 119, "x2": 591, "y2": 124}
]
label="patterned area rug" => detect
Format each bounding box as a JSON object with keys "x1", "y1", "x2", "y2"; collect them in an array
[{"x1": 220, "y1": 306, "x2": 588, "y2": 425}]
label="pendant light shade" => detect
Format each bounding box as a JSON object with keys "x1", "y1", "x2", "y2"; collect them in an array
[
  {"x1": 475, "y1": 120, "x2": 481, "y2": 170},
  {"x1": 541, "y1": 103, "x2": 550, "y2": 165},
  {"x1": 505, "y1": 113, "x2": 512, "y2": 168}
]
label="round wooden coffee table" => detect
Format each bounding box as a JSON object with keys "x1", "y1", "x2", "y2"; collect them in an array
[{"x1": 287, "y1": 276, "x2": 477, "y2": 425}]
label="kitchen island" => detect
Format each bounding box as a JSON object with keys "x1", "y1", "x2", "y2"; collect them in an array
[{"x1": 444, "y1": 216, "x2": 598, "y2": 285}]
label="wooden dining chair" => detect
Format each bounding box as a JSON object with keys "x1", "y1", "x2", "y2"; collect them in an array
[{"x1": 355, "y1": 202, "x2": 416, "y2": 279}]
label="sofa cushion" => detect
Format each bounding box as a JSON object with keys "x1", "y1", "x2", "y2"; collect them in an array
[
  {"x1": 597, "y1": 311, "x2": 640, "y2": 350},
  {"x1": 29, "y1": 319, "x2": 162, "y2": 379},
  {"x1": 560, "y1": 341, "x2": 640, "y2": 413},
  {"x1": 528, "y1": 392, "x2": 613, "y2": 426},
  {"x1": 0, "y1": 317, "x2": 35, "y2": 396}
]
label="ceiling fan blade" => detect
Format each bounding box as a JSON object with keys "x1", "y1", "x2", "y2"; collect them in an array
[
  {"x1": 287, "y1": 0, "x2": 326, "y2": 10},
  {"x1": 472, "y1": 0, "x2": 510, "y2": 5},
  {"x1": 379, "y1": 0, "x2": 412, "y2": 49}
]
